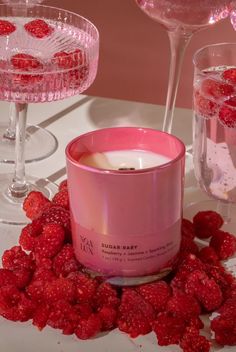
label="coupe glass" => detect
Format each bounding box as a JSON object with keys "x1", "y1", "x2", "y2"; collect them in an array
[
  {"x1": 186, "y1": 43, "x2": 236, "y2": 232},
  {"x1": 0, "y1": 3, "x2": 99, "y2": 225},
  {"x1": 135, "y1": 0, "x2": 234, "y2": 134},
  {"x1": 0, "y1": 0, "x2": 58, "y2": 164}
]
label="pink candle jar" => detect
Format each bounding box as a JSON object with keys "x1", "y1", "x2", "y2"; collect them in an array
[{"x1": 66, "y1": 127, "x2": 185, "y2": 285}]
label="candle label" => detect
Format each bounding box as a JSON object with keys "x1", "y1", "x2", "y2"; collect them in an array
[{"x1": 72, "y1": 221, "x2": 181, "y2": 276}]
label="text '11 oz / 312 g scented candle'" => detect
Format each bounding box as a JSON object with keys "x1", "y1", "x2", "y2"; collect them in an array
[{"x1": 66, "y1": 127, "x2": 185, "y2": 286}]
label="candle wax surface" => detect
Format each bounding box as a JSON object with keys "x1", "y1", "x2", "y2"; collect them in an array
[{"x1": 79, "y1": 150, "x2": 171, "y2": 170}]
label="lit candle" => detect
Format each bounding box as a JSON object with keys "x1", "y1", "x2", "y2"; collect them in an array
[{"x1": 66, "y1": 127, "x2": 185, "y2": 285}]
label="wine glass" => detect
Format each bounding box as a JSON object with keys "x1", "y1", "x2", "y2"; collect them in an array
[
  {"x1": 135, "y1": 0, "x2": 234, "y2": 134},
  {"x1": 185, "y1": 43, "x2": 236, "y2": 232},
  {"x1": 0, "y1": 0, "x2": 58, "y2": 164},
  {"x1": 0, "y1": 3, "x2": 99, "y2": 225}
]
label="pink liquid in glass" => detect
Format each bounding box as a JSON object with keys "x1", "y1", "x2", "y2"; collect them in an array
[
  {"x1": 193, "y1": 65, "x2": 236, "y2": 203},
  {"x1": 136, "y1": 0, "x2": 232, "y2": 33},
  {"x1": 0, "y1": 16, "x2": 99, "y2": 103}
]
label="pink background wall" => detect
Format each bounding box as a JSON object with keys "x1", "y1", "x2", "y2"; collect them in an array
[{"x1": 46, "y1": 0, "x2": 235, "y2": 109}]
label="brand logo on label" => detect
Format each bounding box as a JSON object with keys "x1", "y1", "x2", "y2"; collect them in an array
[{"x1": 80, "y1": 235, "x2": 94, "y2": 255}]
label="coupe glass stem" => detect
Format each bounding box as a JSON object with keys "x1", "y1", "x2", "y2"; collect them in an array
[
  {"x1": 162, "y1": 30, "x2": 192, "y2": 134},
  {"x1": 216, "y1": 201, "x2": 232, "y2": 224},
  {"x1": 8, "y1": 102, "x2": 28, "y2": 198},
  {"x1": 3, "y1": 103, "x2": 16, "y2": 140}
]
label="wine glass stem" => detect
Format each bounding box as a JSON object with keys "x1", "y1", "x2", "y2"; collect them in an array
[
  {"x1": 8, "y1": 103, "x2": 28, "y2": 198},
  {"x1": 216, "y1": 201, "x2": 232, "y2": 224},
  {"x1": 162, "y1": 30, "x2": 192, "y2": 134},
  {"x1": 3, "y1": 103, "x2": 16, "y2": 140}
]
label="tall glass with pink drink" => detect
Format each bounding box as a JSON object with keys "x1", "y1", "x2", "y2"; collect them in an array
[{"x1": 192, "y1": 43, "x2": 236, "y2": 223}]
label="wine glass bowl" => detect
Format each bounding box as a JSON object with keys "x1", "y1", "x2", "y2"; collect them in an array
[
  {"x1": 135, "y1": 0, "x2": 231, "y2": 33},
  {"x1": 188, "y1": 43, "x2": 236, "y2": 229},
  {"x1": 135, "y1": 0, "x2": 234, "y2": 134},
  {"x1": 0, "y1": 3, "x2": 99, "y2": 225}
]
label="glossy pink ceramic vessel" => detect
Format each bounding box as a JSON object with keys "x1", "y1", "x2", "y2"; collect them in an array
[{"x1": 66, "y1": 127, "x2": 185, "y2": 285}]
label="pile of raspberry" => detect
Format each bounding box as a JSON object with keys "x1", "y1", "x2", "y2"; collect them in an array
[{"x1": 0, "y1": 180, "x2": 236, "y2": 352}]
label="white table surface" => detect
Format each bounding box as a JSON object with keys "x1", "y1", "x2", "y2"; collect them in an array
[{"x1": 0, "y1": 95, "x2": 233, "y2": 352}]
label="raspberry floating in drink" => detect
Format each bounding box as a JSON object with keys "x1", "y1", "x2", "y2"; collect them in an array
[
  {"x1": 53, "y1": 49, "x2": 84, "y2": 69},
  {"x1": 11, "y1": 53, "x2": 43, "y2": 70},
  {"x1": 0, "y1": 19, "x2": 15, "y2": 36},
  {"x1": 222, "y1": 67, "x2": 236, "y2": 83},
  {"x1": 24, "y1": 19, "x2": 54, "y2": 38}
]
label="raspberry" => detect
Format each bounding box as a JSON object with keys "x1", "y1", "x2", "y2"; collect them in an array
[
  {"x1": 184, "y1": 270, "x2": 223, "y2": 312},
  {"x1": 171, "y1": 254, "x2": 205, "y2": 290},
  {"x1": 0, "y1": 269, "x2": 16, "y2": 287},
  {"x1": 175, "y1": 236, "x2": 199, "y2": 267},
  {"x1": 181, "y1": 218, "x2": 195, "y2": 239},
  {"x1": 152, "y1": 312, "x2": 186, "y2": 346},
  {"x1": 210, "y1": 230, "x2": 236, "y2": 259},
  {"x1": 188, "y1": 316, "x2": 204, "y2": 330},
  {"x1": 53, "y1": 49, "x2": 84, "y2": 69},
  {"x1": 136, "y1": 280, "x2": 171, "y2": 312},
  {"x1": 178, "y1": 254, "x2": 206, "y2": 274},
  {"x1": 93, "y1": 282, "x2": 120, "y2": 309},
  {"x1": 180, "y1": 327, "x2": 211, "y2": 352},
  {"x1": 222, "y1": 68, "x2": 236, "y2": 84},
  {"x1": 47, "y1": 300, "x2": 79, "y2": 334},
  {"x1": 201, "y1": 78, "x2": 234, "y2": 99},
  {"x1": 11, "y1": 53, "x2": 42, "y2": 70},
  {"x1": 166, "y1": 290, "x2": 201, "y2": 321},
  {"x1": 13, "y1": 268, "x2": 32, "y2": 289},
  {"x1": 33, "y1": 304, "x2": 50, "y2": 330},
  {"x1": 117, "y1": 288, "x2": 155, "y2": 338},
  {"x1": 179, "y1": 236, "x2": 199, "y2": 258},
  {"x1": 27, "y1": 269, "x2": 56, "y2": 302},
  {"x1": 52, "y1": 244, "x2": 80, "y2": 277},
  {"x1": 205, "y1": 264, "x2": 235, "y2": 297},
  {"x1": 44, "y1": 277, "x2": 76, "y2": 303},
  {"x1": 224, "y1": 281, "x2": 236, "y2": 299},
  {"x1": 23, "y1": 191, "x2": 51, "y2": 220},
  {"x1": 2, "y1": 246, "x2": 34, "y2": 271},
  {"x1": 39, "y1": 206, "x2": 71, "y2": 238},
  {"x1": 34, "y1": 223, "x2": 65, "y2": 258},
  {"x1": 0, "y1": 20, "x2": 16, "y2": 36},
  {"x1": 24, "y1": 19, "x2": 54, "y2": 38},
  {"x1": 34, "y1": 256, "x2": 52, "y2": 270},
  {"x1": 211, "y1": 299, "x2": 236, "y2": 346},
  {"x1": 19, "y1": 221, "x2": 43, "y2": 251},
  {"x1": 198, "y1": 246, "x2": 219, "y2": 265},
  {"x1": 0, "y1": 286, "x2": 35, "y2": 322},
  {"x1": 194, "y1": 90, "x2": 218, "y2": 118},
  {"x1": 26, "y1": 280, "x2": 47, "y2": 303},
  {"x1": 32, "y1": 268, "x2": 55, "y2": 282},
  {"x1": 74, "y1": 303, "x2": 93, "y2": 319},
  {"x1": 14, "y1": 294, "x2": 36, "y2": 322},
  {"x1": 68, "y1": 271, "x2": 98, "y2": 303},
  {"x1": 98, "y1": 306, "x2": 117, "y2": 330},
  {"x1": 218, "y1": 298, "x2": 236, "y2": 317},
  {"x1": 52, "y1": 189, "x2": 69, "y2": 210},
  {"x1": 75, "y1": 313, "x2": 101, "y2": 339},
  {"x1": 219, "y1": 105, "x2": 236, "y2": 128},
  {"x1": 58, "y1": 179, "x2": 67, "y2": 191},
  {"x1": 0, "y1": 284, "x2": 21, "y2": 309},
  {"x1": 193, "y1": 211, "x2": 223, "y2": 239}
]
